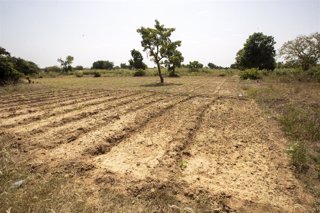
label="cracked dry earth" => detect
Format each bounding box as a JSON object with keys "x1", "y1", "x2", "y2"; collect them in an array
[{"x1": 0, "y1": 77, "x2": 314, "y2": 212}]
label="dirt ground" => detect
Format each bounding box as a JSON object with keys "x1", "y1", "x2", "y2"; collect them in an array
[{"x1": 0, "y1": 76, "x2": 315, "y2": 212}]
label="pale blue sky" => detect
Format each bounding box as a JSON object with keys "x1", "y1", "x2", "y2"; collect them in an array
[{"x1": 0, "y1": 0, "x2": 319, "y2": 68}]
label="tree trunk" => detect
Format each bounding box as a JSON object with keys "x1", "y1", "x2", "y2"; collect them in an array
[{"x1": 156, "y1": 61, "x2": 164, "y2": 83}]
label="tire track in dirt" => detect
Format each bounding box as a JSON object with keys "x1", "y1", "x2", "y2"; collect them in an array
[
  {"x1": 5, "y1": 92, "x2": 150, "y2": 134},
  {"x1": 0, "y1": 91, "x2": 140, "y2": 127},
  {"x1": 178, "y1": 98, "x2": 312, "y2": 212},
  {"x1": 29, "y1": 95, "x2": 193, "y2": 171},
  {"x1": 0, "y1": 89, "x2": 111, "y2": 112}
]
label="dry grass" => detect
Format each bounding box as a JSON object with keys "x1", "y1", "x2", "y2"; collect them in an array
[{"x1": 242, "y1": 79, "x2": 320, "y2": 210}]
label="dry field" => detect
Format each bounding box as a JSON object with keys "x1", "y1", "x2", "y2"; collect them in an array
[{"x1": 0, "y1": 76, "x2": 315, "y2": 212}]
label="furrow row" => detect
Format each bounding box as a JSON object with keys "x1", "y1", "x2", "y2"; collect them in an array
[
  {"x1": 0, "y1": 91, "x2": 141, "y2": 127},
  {"x1": 5, "y1": 92, "x2": 153, "y2": 134},
  {"x1": 0, "y1": 89, "x2": 110, "y2": 111},
  {"x1": 28, "y1": 95, "x2": 192, "y2": 171},
  {"x1": 0, "y1": 90, "x2": 128, "y2": 118}
]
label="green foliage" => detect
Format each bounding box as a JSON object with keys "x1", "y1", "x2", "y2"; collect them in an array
[
  {"x1": 93, "y1": 71, "x2": 101, "y2": 77},
  {"x1": 208, "y1": 62, "x2": 224, "y2": 69},
  {"x1": 57, "y1": 55, "x2": 74, "y2": 72},
  {"x1": 0, "y1": 57, "x2": 22, "y2": 84},
  {"x1": 133, "y1": 69, "x2": 146, "y2": 77},
  {"x1": 74, "y1": 65, "x2": 84, "y2": 70},
  {"x1": 188, "y1": 61, "x2": 203, "y2": 72},
  {"x1": 92, "y1": 60, "x2": 114, "y2": 70},
  {"x1": 120, "y1": 63, "x2": 130, "y2": 69},
  {"x1": 137, "y1": 20, "x2": 181, "y2": 83},
  {"x1": 279, "y1": 106, "x2": 320, "y2": 142},
  {"x1": 0, "y1": 47, "x2": 22, "y2": 84},
  {"x1": 287, "y1": 142, "x2": 308, "y2": 173},
  {"x1": 236, "y1": 32, "x2": 276, "y2": 70},
  {"x1": 44, "y1": 66, "x2": 62, "y2": 73},
  {"x1": 240, "y1": 68, "x2": 261, "y2": 80},
  {"x1": 11, "y1": 57, "x2": 40, "y2": 75},
  {"x1": 279, "y1": 32, "x2": 320, "y2": 71},
  {"x1": 75, "y1": 71, "x2": 84, "y2": 77},
  {"x1": 128, "y1": 49, "x2": 147, "y2": 70}
]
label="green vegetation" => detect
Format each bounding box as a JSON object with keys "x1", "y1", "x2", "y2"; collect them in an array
[
  {"x1": 91, "y1": 60, "x2": 114, "y2": 70},
  {"x1": 128, "y1": 49, "x2": 147, "y2": 70},
  {"x1": 137, "y1": 20, "x2": 182, "y2": 83},
  {"x1": 188, "y1": 61, "x2": 204, "y2": 72},
  {"x1": 243, "y1": 78, "x2": 320, "y2": 203},
  {"x1": 0, "y1": 47, "x2": 40, "y2": 84},
  {"x1": 239, "y1": 68, "x2": 261, "y2": 80},
  {"x1": 57, "y1": 55, "x2": 74, "y2": 72},
  {"x1": 235, "y1": 32, "x2": 276, "y2": 70},
  {"x1": 133, "y1": 69, "x2": 146, "y2": 77},
  {"x1": 279, "y1": 32, "x2": 320, "y2": 71}
]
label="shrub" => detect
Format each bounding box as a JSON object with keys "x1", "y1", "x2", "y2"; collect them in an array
[
  {"x1": 240, "y1": 68, "x2": 261, "y2": 80},
  {"x1": 287, "y1": 142, "x2": 308, "y2": 173},
  {"x1": 0, "y1": 57, "x2": 22, "y2": 84},
  {"x1": 93, "y1": 71, "x2": 101, "y2": 77},
  {"x1": 168, "y1": 72, "x2": 180, "y2": 77},
  {"x1": 133, "y1": 69, "x2": 146, "y2": 77},
  {"x1": 75, "y1": 71, "x2": 83, "y2": 77}
]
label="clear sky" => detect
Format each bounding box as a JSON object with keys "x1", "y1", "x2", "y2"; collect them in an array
[{"x1": 0, "y1": 0, "x2": 319, "y2": 68}]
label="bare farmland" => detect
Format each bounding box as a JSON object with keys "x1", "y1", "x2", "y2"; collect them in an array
[{"x1": 0, "y1": 76, "x2": 314, "y2": 212}]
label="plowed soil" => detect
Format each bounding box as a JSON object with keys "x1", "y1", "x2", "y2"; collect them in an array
[{"x1": 0, "y1": 76, "x2": 314, "y2": 212}]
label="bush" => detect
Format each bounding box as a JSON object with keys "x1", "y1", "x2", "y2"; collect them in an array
[
  {"x1": 75, "y1": 71, "x2": 83, "y2": 77},
  {"x1": 240, "y1": 68, "x2": 261, "y2": 80},
  {"x1": 287, "y1": 142, "x2": 308, "y2": 173},
  {"x1": 93, "y1": 71, "x2": 101, "y2": 77},
  {"x1": 168, "y1": 72, "x2": 180, "y2": 77},
  {"x1": 0, "y1": 57, "x2": 22, "y2": 84},
  {"x1": 133, "y1": 69, "x2": 146, "y2": 77},
  {"x1": 44, "y1": 66, "x2": 62, "y2": 73}
]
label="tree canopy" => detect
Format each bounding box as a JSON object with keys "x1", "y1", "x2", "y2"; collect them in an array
[
  {"x1": 279, "y1": 32, "x2": 320, "y2": 70},
  {"x1": 128, "y1": 49, "x2": 147, "y2": 70},
  {"x1": 188, "y1": 61, "x2": 203, "y2": 72},
  {"x1": 0, "y1": 47, "x2": 40, "y2": 84},
  {"x1": 236, "y1": 32, "x2": 276, "y2": 70},
  {"x1": 137, "y1": 20, "x2": 181, "y2": 83},
  {"x1": 57, "y1": 55, "x2": 74, "y2": 72},
  {"x1": 92, "y1": 60, "x2": 114, "y2": 70}
]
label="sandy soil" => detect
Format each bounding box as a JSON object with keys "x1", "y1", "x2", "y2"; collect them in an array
[{"x1": 0, "y1": 76, "x2": 314, "y2": 212}]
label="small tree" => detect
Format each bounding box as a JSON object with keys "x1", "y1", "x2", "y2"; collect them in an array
[
  {"x1": 128, "y1": 49, "x2": 147, "y2": 70},
  {"x1": 11, "y1": 57, "x2": 40, "y2": 75},
  {"x1": 92, "y1": 60, "x2": 114, "y2": 70},
  {"x1": 188, "y1": 61, "x2": 203, "y2": 72},
  {"x1": 57, "y1": 55, "x2": 74, "y2": 72},
  {"x1": 279, "y1": 32, "x2": 320, "y2": 70},
  {"x1": 164, "y1": 42, "x2": 184, "y2": 77},
  {"x1": 120, "y1": 63, "x2": 130, "y2": 69},
  {"x1": 236, "y1": 32, "x2": 276, "y2": 70},
  {"x1": 137, "y1": 20, "x2": 181, "y2": 83},
  {"x1": 0, "y1": 47, "x2": 21, "y2": 84}
]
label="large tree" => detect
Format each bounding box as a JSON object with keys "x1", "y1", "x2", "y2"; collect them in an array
[
  {"x1": 137, "y1": 20, "x2": 181, "y2": 83},
  {"x1": 128, "y1": 49, "x2": 147, "y2": 70},
  {"x1": 279, "y1": 32, "x2": 320, "y2": 70},
  {"x1": 57, "y1": 55, "x2": 74, "y2": 72},
  {"x1": 236, "y1": 32, "x2": 276, "y2": 70}
]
